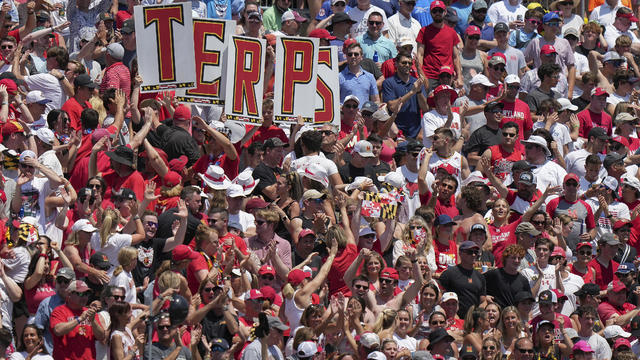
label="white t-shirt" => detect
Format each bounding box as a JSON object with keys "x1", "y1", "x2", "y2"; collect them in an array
[
  {"x1": 19, "y1": 177, "x2": 53, "y2": 228},
  {"x1": 90, "y1": 232, "x2": 133, "y2": 270},
  {"x1": 0, "y1": 280, "x2": 13, "y2": 330},
  {"x1": 110, "y1": 270, "x2": 137, "y2": 304},
  {"x1": 290, "y1": 154, "x2": 339, "y2": 176},
  {"x1": 9, "y1": 352, "x2": 53, "y2": 360},
  {"x1": 228, "y1": 210, "x2": 255, "y2": 233},
  {"x1": 578, "y1": 333, "x2": 611, "y2": 360},
  {"x1": 348, "y1": 5, "x2": 389, "y2": 38},
  {"x1": 38, "y1": 150, "x2": 63, "y2": 177},
  {"x1": 531, "y1": 160, "x2": 567, "y2": 192},
  {"x1": 421, "y1": 110, "x2": 461, "y2": 148},
  {"x1": 565, "y1": 149, "x2": 602, "y2": 178},
  {"x1": 586, "y1": 199, "x2": 630, "y2": 240},
  {"x1": 386, "y1": 12, "x2": 421, "y2": 55},
  {"x1": 487, "y1": 0, "x2": 527, "y2": 25},
  {"x1": 23, "y1": 73, "x2": 63, "y2": 115},
  {"x1": 604, "y1": 24, "x2": 640, "y2": 50},
  {"x1": 522, "y1": 263, "x2": 558, "y2": 316},
  {"x1": 560, "y1": 272, "x2": 584, "y2": 317},
  {"x1": 393, "y1": 332, "x2": 418, "y2": 351},
  {"x1": 2, "y1": 246, "x2": 30, "y2": 284},
  {"x1": 589, "y1": 0, "x2": 623, "y2": 27},
  {"x1": 607, "y1": 92, "x2": 630, "y2": 107}
]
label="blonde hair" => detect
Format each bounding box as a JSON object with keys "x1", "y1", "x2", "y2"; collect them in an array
[
  {"x1": 497, "y1": 306, "x2": 524, "y2": 337},
  {"x1": 326, "y1": 226, "x2": 347, "y2": 249},
  {"x1": 99, "y1": 208, "x2": 120, "y2": 248},
  {"x1": 157, "y1": 271, "x2": 181, "y2": 293},
  {"x1": 209, "y1": 189, "x2": 226, "y2": 209},
  {"x1": 194, "y1": 224, "x2": 218, "y2": 250},
  {"x1": 401, "y1": 216, "x2": 433, "y2": 252},
  {"x1": 113, "y1": 246, "x2": 137, "y2": 277},
  {"x1": 372, "y1": 309, "x2": 397, "y2": 333}
]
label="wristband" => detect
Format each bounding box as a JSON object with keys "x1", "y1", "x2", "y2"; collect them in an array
[{"x1": 39, "y1": 253, "x2": 47, "y2": 258}]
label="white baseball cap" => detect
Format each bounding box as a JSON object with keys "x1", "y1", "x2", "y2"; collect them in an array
[
  {"x1": 557, "y1": 98, "x2": 578, "y2": 112},
  {"x1": 352, "y1": 140, "x2": 375, "y2": 158},
  {"x1": 377, "y1": 172, "x2": 405, "y2": 188},
  {"x1": 34, "y1": 127, "x2": 55, "y2": 146},
  {"x1": 71, "y1": 219, "x2": 98, "y2": 233},
  {"x1": 505, "y1": 74, "x2": 521, "y2": 84},
  {"x1": 25, "y1": 90, "x2": 51, "y2": 105},
  {"x1": 469, "y1": 74, "x2": 494, "y2": 87},
  {"x1": 442, "y1": 292, "x2": 458, "y2": 302}
]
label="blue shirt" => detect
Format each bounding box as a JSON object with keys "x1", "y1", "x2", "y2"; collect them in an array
[
  {"x1": 34, "y1": 293, "x2": 65, "y2": 354},
  {"x1": 331, "y1": 38, "x2": 347, "y2": 61},
  {"x1": 382, "y1": 74, "x2": 422, "y2": 138},
  {"x1": 412, "y1": 0, "x2": 434, "y2": 27},
  {"x1": 508, "y1": 29, "x2": 540, "y2": 50},
  {"x1": 357, "y1": 32, "x2": 398, "y2": 63},
  {"x1": 469, "y1": 19, "x2": 494, "y2": 41},
  {"x1": 450, "y1": 1, "x2": 473, "y2": 35},
  {"x1": 316, "y1": 0, "x2": 353, "y2": 20},
  {"x1": 339, "y1": 66, "x2": 378, "y2": 106},
  {"x1": 206, "y1": 0, "x2": 232, "y2": 19},
  {"x1": 348, "y1": 0, "x2": 398, "y2": 17}
]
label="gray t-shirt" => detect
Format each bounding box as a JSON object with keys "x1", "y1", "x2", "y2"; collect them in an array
[
  {"x1": 488, "y1": 46, "x2": 527, "y2": 76},
  {"x1": 548, "y1": 197, "x2": 593, "y2": 252},
  {"x1": 145, "y1": 343, "x2": 192, "y2": 360},
  {"x1": 454, "y1": 96, "x2": 487, "y2": 135},
  {"x1": 525, "y1": 87, "x2": 560, "y2": 114},
  {"x1": 242, "y1": 339, "x2": 285, "y2": 360}
]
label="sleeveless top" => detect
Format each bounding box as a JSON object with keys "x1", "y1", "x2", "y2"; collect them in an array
[
  {"x1": 284, "y1": 290, "x2": 306, "y2": 332},
  {"x1": 460, "y1": 50, "x2": 484, "y2": 90},
  {"x1": 379, "y1": 141, "x2": 395, "y2": 164}
]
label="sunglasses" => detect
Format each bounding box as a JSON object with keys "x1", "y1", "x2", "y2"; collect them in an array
[
  {"x1": 409, "y1": 225, "x2": 423, "y2": 230},
  {"x1": 503, "y1": 132, "x2": 517, "y2": 138},
  {"x1": 343, "y1": 104, "x2": 358, "y2": 109},
  {"x1": 578, "y1": 250, "x2": 592, "y2": 256},
  {"x1": 368, "y1": 20, "x2": 383, "y2": 26},
  {"x1": 493, "y1": 66, "x2": 506, "y2": 72},
  {"x1": 56, "y1": 278, "x2": 70, "y2": 284},
  {"x1": 112, "y1": 295, "x2": 125, "y2": 301},
  {"x1": 468, "y1": 35, "x2": 480, "y2": 40},
  {"x1": 88, "y1": 183, "x2": 101, "y2": 189},
  {"x1": 158, "y1": 325, "x2": 172, "y2": 330},
  {"x1": 410, "y1": 152, "x2": 421, "y2": 157},
  {"x1": 483, "y1": 345, "x2": 496, "y2": 350},
  {"x1": 517, "y1": 349, "x2": 535, "y2": 354},
  {"x1": 0, "y1": 45, "x2": 13, "y2": 50},
  {"x1": 507, "y1": 84, "x2": 520, "y2": 89},
  {"x1": 431, "y1": 320, "x2": 446, "y2": 325},
  {"x1": 346, "y1": 52, "x2": 361, "y2": 57},
  {"x1": 607, "y1": 60, "x2": 625, "y2": 67},
  {"x1": 565, "y1": 182, "x2": 578, "y2": 187},
  {"x1": 255, "y1": 219, "x2": 267, "y2": 225},
  {"x1": 380, "y1": 278, "x2": 395, "y2": 284},
  {"x1": 202, "y1": 287, "x2": 217, "y2": 292},
  {"x1": 531, "y1": 220, "x2": 545, "y2": 226},
  {"x1": 145, "y1": 221, "x2": 158, "y2": 228},
  {"x1": 431, "y1": 8, "x2": 444, "y2": 13},
  {"x1": 527, "y1": 19, "x2": 541, "y2": 24},
  {"x1": 320, "y1": 130, "x2": 334, "y2": 136},
  {"x1": 261, "y1": 275, "x2": 275, "y2": 280},
  {"x1": 525, "y1": 144, "x2": 539, "y2": 150},
  {"x1": 354, "y1": 284, "x2": 368, "y2": 290},
  {"x1": 73, "y1": 292, "x2": 90, "y2": 297},
  {"x1": 405, "y1": 1, "x2": 416, "y2": 5},
  {"x1": 546, "y1": 22, "x2": 561, "y2": 27},
  {"x1": 362, "y1": 112, "x2": 373, "y2": 117}
]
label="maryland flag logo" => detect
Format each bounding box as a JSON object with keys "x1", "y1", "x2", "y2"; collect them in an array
[{"x1": 361, "y1": 191, "x2": 400, "y2": 220}]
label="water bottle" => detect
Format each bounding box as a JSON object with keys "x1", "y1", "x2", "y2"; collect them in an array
[{"x1": 373, "y1": 51, "x2": 379, "y2": 63}]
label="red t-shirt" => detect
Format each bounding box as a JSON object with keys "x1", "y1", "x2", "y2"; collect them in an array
[
  {"x1": 381, "y1": 58, "x2": 419, "y2": 79},
  {"x1": 418, "y1": 192, "x2": 458, "y2": 218},
  {"x1": 193, "y1": 153, "x2": 240, "y2": 181},
  {"x1": 488, "y1": 144, "x2": 524, "y2": 182},
  {"x1": 488, "y1": 219, "x2": 520, "y2": 268},
  {"x1": 69, "y1": 151, "x2": 111, "y2": 191},
  {"x1": 62, "y1": 97, "x2": 91, "y2": 132},
  {"x1": 25, "y1": 280, "x2": 56, "y2": 314},
  {"x1": 102, "y1": 169, "x2": 145, "y2": 202},
  {"x1": 598, "y1": 300, "x2": 636, "y2": 324},
  {"x1": 243, "y1": 125, "x2": 288, "y2": 148},
  {"x1": 578, "y1": 109, "x2": 612, "y2": 138},
  {"x1": 569, "y1": 263, "x2": 596, "y2": 284},
  {"x1": 416, "y1": 24, "x2": 460, "y2": 79},
  {"x1": 219, "y1": 232, "x2": 248, "y2": 256},
  {"x1": 328, "y1": 243, "x2": 358, "y2": 296},
  {"x1": 588, "y1": 257, "x2": 619, "y2": 290},
  {"x1": 187, "y1": 251, "x2": 211, "y2": 295},
  {"x1": 74, "y1": 125, "x2": 118, "y2": 163},
  {"x1": 500, "y1": 99, "x2": 533, "y2": 142},
  {"x1": 50, "y1": 304, "x2": 98, "y2": 360},
  {"x1": 434, "y1": 239, "x2": 457, "y2": 274},
  {"x1": 338, "y1": 119, "x2": 369, "y2": 152}
]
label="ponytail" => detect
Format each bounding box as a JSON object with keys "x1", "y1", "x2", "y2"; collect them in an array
[{"x1": 100, "y1": 209, "x2": 118, "y2": 248}]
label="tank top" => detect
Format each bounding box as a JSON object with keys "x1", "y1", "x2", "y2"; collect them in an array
[
  {"x1": 284, "y1": 290, "x2": 305, "y2": 332},
  {"x1": 379, "y1": 141, "x2": 395, "y2": 164},
  {"x1": 428, "y1": 152, "x2": 463, "y2": 192},
  {"x1": 460, "y1": 50, "x2": 484, "y2": 89},
  {"x1": 489, "y1": 144, "x2": 524, "y2": 184}
]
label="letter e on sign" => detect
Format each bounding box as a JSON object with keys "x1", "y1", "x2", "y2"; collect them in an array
[{"x1": 187, "y1": 19, "x2": 225, "y2": 98}]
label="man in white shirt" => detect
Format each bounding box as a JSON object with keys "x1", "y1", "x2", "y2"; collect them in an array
[
  {"x1": 603, "y1": 7, "x2": 640, "y2": 50},
  {"x1": 521, "y1": 135, "x2": 567, "y2": 192},
  {"x1": 386, "y1": 0, "x2": 421, "y2": 52},
  {"x1": 577, "y1": 305, "x2": 612, "y2": 360},
  {"x1": 565, "y1": 127, "x2": 608, "y2": 178},
  {"x1": 487, "y1": 0, "x2": 527, "y2": 28},
  {"x1": 590, "y1": 0, "x2": 625, "y2": 26},
  {"x1": 348, "y1": 0, "x2": 389, "y2": 38},
  {"x1": 421, "y1": 85, "x2": 461, "y2": 147}
]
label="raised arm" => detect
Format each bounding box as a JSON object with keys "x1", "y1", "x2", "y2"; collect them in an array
[
  {"x1": 295, "y1": 237, "x2": 338, "y2": 308},
  {"x1": 479, "y1": 156, "x2": 508, "y2": 199},
  {"x1": 193, "y1": 115, "x2": 238, "y2": 161},
  {"x1": 343, "y1": 248, "x2": 369, "y2": 293}
]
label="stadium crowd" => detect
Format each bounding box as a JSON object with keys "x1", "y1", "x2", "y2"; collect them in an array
[{"x1": 2, "y1": 0, "x2": 640, "y2": 358}]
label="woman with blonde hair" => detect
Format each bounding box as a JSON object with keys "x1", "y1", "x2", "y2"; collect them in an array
[
  {"x1": 497, "y1": 306, "x2": 526, "y2": 358},
  {"x1": 480, "y1": 336, "x2": 501, "y2": 360},
  {"x1": 372, "y1": 308, "x2": 397, "y2": 340},
  {"x1": 613, "y1": 101, "x2": 640, "y2": 153},
  {"x1": 343, "y1": 248, "x2": 385, "y2": 292},
  {"x1": 90, "y1": 207, "x2": 145, "y2": 271},
  {"x1": 393, "y1": 309, "x2": 417, "y2": 351},
  {"x1": 394, "y1": 216, "x2": 436, "y2": 271},
  {"x1": 109, "y1": 247, "x2": 143, "y2": 308},
  {"x1": 462, "y1": 306, "x2": 489, "y2": 352},
  {"x1": 63, "y1": 219, "x2": 110, "y2": 282}
]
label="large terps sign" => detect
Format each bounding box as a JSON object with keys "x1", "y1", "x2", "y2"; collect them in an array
[
  {"x1": 315, "y1": 46, "x2": 339, "y2": 127},
  {"x1": 273, "y1": 36, "x2": 319, "y2": 124},
  {"x1": 134, "y1": 3, "x2": 196, "y2": 92},
  {"x1": 224, "y1": 36, "x2": 266, "y2": 124},
  {"x1": 175, "y1": 19, "x2": 234, "y2": 105}
]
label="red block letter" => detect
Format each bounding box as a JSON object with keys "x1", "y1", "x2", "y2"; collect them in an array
[
  {"x1": 187, "y1": 19, "x2": 224, "y2": 98},
  {"x1": 232, "y1": 38, "x2": 263, "y2": 116},
  {"x1": 315, "y1": 48, "x2": 335, "y2": 124},
  {"x1": 280, "y1": 39, "x2": 314, "y2": 115},
  {"x1": 143, "y1": 5, "x2": 184, "y2": 83}
]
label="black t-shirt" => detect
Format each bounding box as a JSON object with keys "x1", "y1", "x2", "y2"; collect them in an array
[
  {"x1": 339, "y1": 163, "x2": 375, "y2": 184},
  {"x1": 571, "y1": 96, "x2": 591, "y2": 113},
  {"x1": 252, "y1": 162, "x2": 281, "y2": 200},
  {"x1": 156, "y1": 207, "x2": 202, "y2": 245},
  {"x1": 438, "y1": 264, "x2": 486, "y2": 318},
  {"x1": 200, "y1": 310, "x2": 236, "y2": 355},
  {"x1": 483, "y1": 267, "x2": 532, "y2": 309},
  {"x1": 525, "y1": 87, "x2": 560, "y2": 114},
  {"x1": 132, "y1": 237, "x2": 169, "y2": 287},
  {"x1": 371, "y1": 161, "x2": 391, "y2": 188},
  {"x1": 576, "y1": 44, "x2": 606, "y2": 57},
  {"x1": 462, "y1": 125, "x2": 502, "y2": 156},
  {"x1": 614, "y1": 243, "x2": 637, "y2": 264},
  {"x1": 293, "y1": 251, "x2": 323, "y2": 275}
]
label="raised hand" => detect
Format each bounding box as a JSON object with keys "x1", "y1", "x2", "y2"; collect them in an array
[
  {"x1": 144, "y1": 181, "x2": 160, "y2": 202},
  {"x1": 176, "y1": 199, "x2": 188, "y2": 218}
]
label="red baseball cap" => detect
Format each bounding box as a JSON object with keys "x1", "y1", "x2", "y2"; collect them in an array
[
  {"x1": 173, "y1": 104, "x2": 191, "y2": 121},
  {"x1": 380, "y1": 267, "x2": 399, "y2": 280},
  {"x1": 551, "y1": 246, "x2": 566, "y2": 258},
  {"x1": 615, "y1": 338, "x2": 632, "y2": 350},
  {"x1": 259, "y1": 286, "x2": 276, "y2": 303},
  {"x1": 617, "y1": 11, "x2": 639, "y2": 22},
  {"x1": 163, "y1": 171, "x2": 182, "y2": 188},
  {"x1": 591, "y1": 87, "x2": 609, "y2": 97},
  {"x1": 288, "y1": 269, "x2": 312, "y2": 286},
  {"x1": 466, "y1": 25, "x2": 481, "y2": 36},
  {"x1": 298, "y1": 229, "x2": 316, "y2": 240},
  {"x1": 563, "y1": 173, "x2": 579, "y2": 184},
  {"x1": 552, "y1": 289, "x2": 568, "y2": 301},
  {"x1": 439, "y1": 65, "x2": 454, "y2": 75},
  {"x1": 430, "y1": 0, "x2": 446, "y2": 10},
  {"x1": 172, "y1": 244, "x2": 198, "y2": 262},
  {"x1": 342, "y1": 38, "x2": 358, "y2": 54},
  {"x1": 309, "y1": 28, "x2": 336, "y2": 40},
  {"x1": 248, "y1": 289, "x2": 264, "y2": 300},
  {"x1": 1, "y1": 120, "x2": 24, "y2": 136},
  {"x1": 614, "y1": 219, "x2": 631, "y2": 230},
  {"x1": 576, "y1": 242, "x2": 593, "y2": 251},
  {"x1": 612, "y1": 136, "x2": 630, "y2": 148},
  {"x1": 0, "y1": 79, "x2": 17, "y2": 95},
  {"x1": 259, "y1": 265, "x2": 276, "y2": 276},
  {"x1": 608, "y1": 279, "x2": 627, "y2": 292},
  {"x1": 169, "y1": 155, "x2": 188, "y2": 172},
  {"x1": 540, "y1": 44, "x2": 557, "y2": 55}
]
